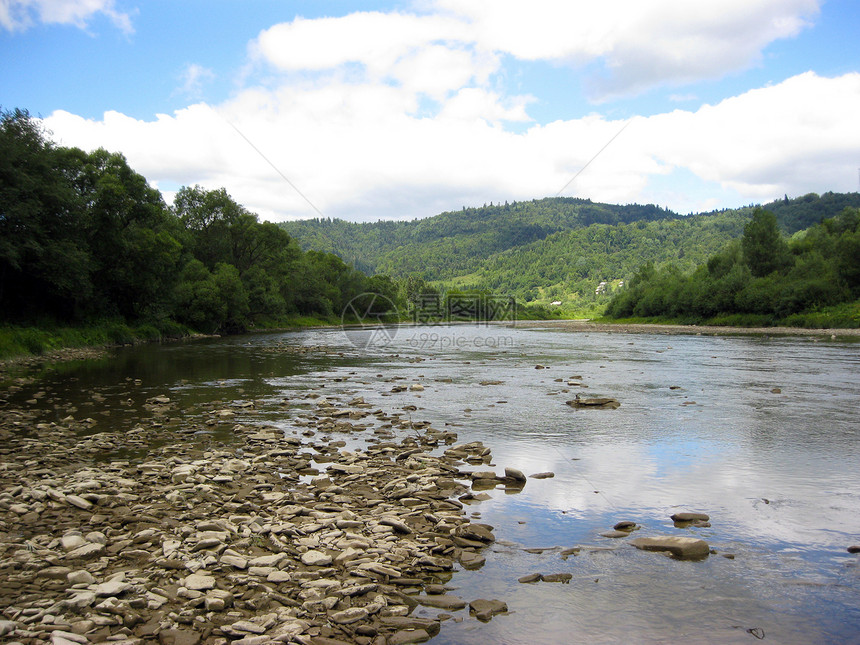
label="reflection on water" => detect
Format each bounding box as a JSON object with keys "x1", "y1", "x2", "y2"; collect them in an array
[{"x1": 10, "y1": 324, "x2": 860, "y2": 644}]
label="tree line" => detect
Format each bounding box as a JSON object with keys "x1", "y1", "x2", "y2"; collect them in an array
[
  {"x1": 282, "y1": 192, "x2": 860, "y2": 310},
  {"x1": 605, "y1": 207, "x2": 860, "y2": 326},
  {"x1": 0, "y1": 109, "x2": 399, "y2": 335}
]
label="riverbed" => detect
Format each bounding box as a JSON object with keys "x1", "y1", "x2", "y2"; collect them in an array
[{"x1": 2, "y1": 323, "x2": 859, "y2": 644}]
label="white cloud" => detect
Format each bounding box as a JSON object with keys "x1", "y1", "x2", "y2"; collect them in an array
[
  {"x1": 177, "y1": 63, "x2": 215, "y2": 99},
  {"x1": 644, "y1": 72, "x2": 860, "y2": 200},
  {"x1": 251, "y1": 12, "x2": 469, "y2": 76},
  {"x1": 41, "y1": 71, "x2": 860, "y2": 222},
  {"x1": 430, "y1": 0, "x2": 820, "y2": 99},
  {"x1": 245, "y1": 2, "x2": 821, "y2": 108},
  {"x1": 0, "y1": 0, "x2": 133, "y2": 33}
]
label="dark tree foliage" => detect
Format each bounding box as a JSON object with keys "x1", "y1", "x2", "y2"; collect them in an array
[
  {"x1": 605, "y1": 207, "x2": 860, "y2": 324},
  {"x1": 742, "y1": 208, "x2": 791, "y2": 277},
  {"x1": 0, "y1": 109, "x2": 398, "y2": 333}
]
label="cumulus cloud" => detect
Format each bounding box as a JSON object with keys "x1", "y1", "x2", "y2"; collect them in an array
[
  {"x1": 249, "y1": 2, "x2": 820, "y2": 101},
  {"x1": 430, "y1": 0, "x2": 820, "y2": 100},
  {"x1": 645, "y1": 72, "x2": 860, "y2": 199},
  {"x1": 0, "y1": 0, "x2": 133, "y2": 33},
  {"x1": 35, "y1": 3, "x2": 856, "y2": 222},
  {"x1": 42, "y1": 71, "x2": 860, "y2": 222}
]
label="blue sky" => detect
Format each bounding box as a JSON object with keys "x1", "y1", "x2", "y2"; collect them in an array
[{"x1": 2, "y1": 0, "x2": 860, "y2": 221}]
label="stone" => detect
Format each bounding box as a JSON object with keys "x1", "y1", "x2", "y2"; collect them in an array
[
  {"x1": 848, "y1": 545, "x2": 860, "y2": 554},
  {"x1": 61, "y1": 534, "x2": 88, "y2": 551},
  {"x1": 66, "y1": 590, "x2": 96, "y2": 609},
  {"x1": 613, "y1": 521, "x2": 637, "y2": 530},
  {"x1": 220, "y1": 554, "x2": 248, "y2": 569},
  {"x1": 85, "y1": 531, "x2": 107, "y2": 544},
  {"x1": 518, "y1": 573, "x2": 542, "y2": 583},
  {"x1": 205, "y1": 589, "x2": 234, "y2": 611},
  {"x1": 67, "y1": 570, "x2": 96, "y2": 585},
  {"x1": 469, "y1": 598, "x2": 508, "y2": 621},
  {"x1": 267, "y1": 570, "x2": 292, "y2": 583},
  {"x1": 455, "y1": 523, "x2": 495, "y2": 543},
  {"x1": 379, "y1": 517, "x2": 412, "y2": 534},
  {"x1": 600, "y1": 530, "x2": 630, "y2": 538},
  {"x1": 65, "y1": 494, "x2": 93, "y2": 510},
  {"x1": 0, "y1": 621, "x2": 17, "y2": 637},
  {"x1": 566, "y1": 395, "x2": 620, "y2": 409},
  {"x1": 229, "y1": 620, "x2": 266, "y2": 635},
  {"x1": 162, "y1": 539, "x2": 182, "y2": 557},
  {"x1": 530, "y1": 472, "x2": 555, "y2": 479},
  {"x1": 541, "y1": 573, "x2": 572, "y2": 583},
  {"x1": 670, "y1": 512, "x2": 710, "y2": 522},
  {"x1": 38, "y1": 565, "x2": 73, "y2": 579},
  {"x1": 65, "y1": 542, "x2": 105, "y2": 559},
  {"x1": 184, "y1": 573, "x2": 216, "y2": 591},
  {"x1": 158, "y1": 628, "x2": 201, "y2": 645},
  {"x1": 95, "y1": 578, "x2": 131, "y2": 597},
  {"x1": 301, "y1": 549, "x2": 332, "y2": 566},
  {"x1": 504, "y1": 467, "x2": 527, "y2": 482},
  {"x1": 630, "y1": 536, "x2": 710, "y2": 560},
  {"x1": 459, "y1": 551, "x2": 486, "y2": 569},
  {"x1": 330, "y1": 607, "x2": 369, "y2": 624},
  {"x1": 415, "y1": 594, "x2": 466, "y2": 610},
  {"x1": 248, "y1": 553, "x2": 285, "y2": 567},
  {"x1": 51, "y1": 630, "x2": 88, "y2": 644},
  {"x1": 388, "y1": 629, "x2": 431, "y2": 644}
]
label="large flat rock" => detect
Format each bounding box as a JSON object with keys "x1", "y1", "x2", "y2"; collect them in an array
[{"x1": 630, "y1": 536, "x2": 710, "y2": 560}]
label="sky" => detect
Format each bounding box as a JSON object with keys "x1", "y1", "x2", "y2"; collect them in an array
[{"x1": 2, "y1": 0, "x2": 860, "y2": 222}]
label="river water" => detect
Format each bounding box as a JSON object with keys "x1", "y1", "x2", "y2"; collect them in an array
[{"x1": 11, "y1": 323, "x2": 860, "y2": 644}]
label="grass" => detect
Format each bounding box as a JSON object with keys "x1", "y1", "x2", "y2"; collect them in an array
[
  {"x1": 0, "y1": 319, "x2": 196, "y2": 361},
  {"x1": 598, "y1": 299, "x2": 860, "y2": 329}
]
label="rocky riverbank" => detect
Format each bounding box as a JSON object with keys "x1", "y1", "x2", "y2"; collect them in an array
[{"x1": 0, "y1": 381, "x2": 516, "y2": 644}]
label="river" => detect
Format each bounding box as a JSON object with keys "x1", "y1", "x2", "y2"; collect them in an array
[{"x1": 7, "y1": 323, "x2": 860, "y2": 644}]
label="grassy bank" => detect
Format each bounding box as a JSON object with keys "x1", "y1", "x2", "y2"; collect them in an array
[
  {"x1": 0, "y1": 320, "x2": 198, "y2": 361},
  {"x1": 598, "y1": 300, "x2": 860, "y2": 329},
  {"x1": 0, "y1": 314, "x2": 360, "y2": 362}
]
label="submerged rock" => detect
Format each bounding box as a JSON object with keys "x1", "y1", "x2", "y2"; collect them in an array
[
  {"x1": 566, "y1": 395, "x2": 620, "y2": 409},
  {"x1": 600, "y1": 530, "x2": 630, "y2": 539},
  {"x1": 541, "y1": 573, "x2": 573, "y2": 583},
  {"x1": 530, "y1": 471, "x2": 555, "y2": 479},
  {"x1": 469, "y1": 598, "x2": 508, "y2": 621},
  {"x1": 671, "y1": 511, "x2": 710, "y2": 522}
]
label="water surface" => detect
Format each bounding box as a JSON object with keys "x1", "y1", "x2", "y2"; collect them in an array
[{"x1": 11, "y1": 324, "x2": 860, "y2": 644}]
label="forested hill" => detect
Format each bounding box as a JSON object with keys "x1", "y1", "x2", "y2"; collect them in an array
[
  {"x1": 281, "y1": 198, "x2": 680, "y2": 277},
  {"x1": 281, "y1": 192, "x2": 860, "y2": 304}
]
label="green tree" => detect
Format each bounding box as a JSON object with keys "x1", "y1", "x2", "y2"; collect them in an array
[
  {"x1": 741, "y1": 208, "x2": 791, "y2": 277},
  {"x1": 0, "y1": 108, "x2": 91, "y2": 320}
]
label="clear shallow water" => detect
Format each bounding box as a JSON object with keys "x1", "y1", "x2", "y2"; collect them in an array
[{"x1": 10, "y1": 324, "x2": 860, "y2": 644}]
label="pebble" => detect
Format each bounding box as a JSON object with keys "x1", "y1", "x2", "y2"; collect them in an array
[
  {"x1": 183, "y1": 573, "x2": 216, "y2": 591},
  {"x1": 0, "y1": 374, "x2": 509, "y2": 645}
]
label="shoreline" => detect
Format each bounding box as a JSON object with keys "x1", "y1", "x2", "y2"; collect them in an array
[
  {"x1": 3, "y1": 320, "x2": 857, "y2": 380},
  {"x1": 514, "y1": 319, "x2": 860, "y2": 337}
]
